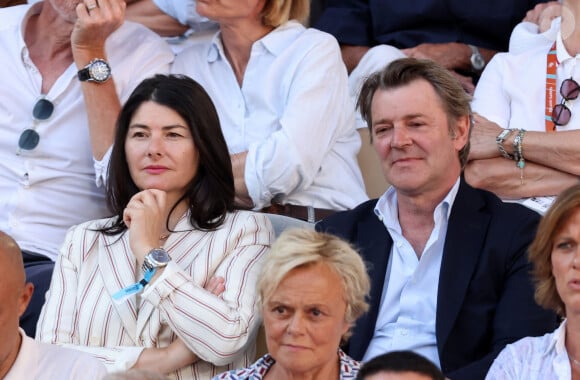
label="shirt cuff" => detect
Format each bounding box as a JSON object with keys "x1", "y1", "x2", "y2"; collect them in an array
[
  {"x1": 109, "y1": 346, "x2": 145, "y2": 372},
  {"x1": 94, "y1": 145, "x2": 112, "y2": 188},
  {"x1": 141, "y1": 261, "x2": 190, "y2": 306}
]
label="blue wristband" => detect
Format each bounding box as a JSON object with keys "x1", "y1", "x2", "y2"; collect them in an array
[{"x1": 112, "y1": 267, "x2": 157, "y2": 304}]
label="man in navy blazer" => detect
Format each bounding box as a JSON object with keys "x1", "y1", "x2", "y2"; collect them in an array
[{"x1": 316, "y1": 58, "x2": 557, "y2": 379}]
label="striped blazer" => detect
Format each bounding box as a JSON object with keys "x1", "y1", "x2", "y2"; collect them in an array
[{"x1": 37, "y1": 210, "x2": 274, "y2": 379}]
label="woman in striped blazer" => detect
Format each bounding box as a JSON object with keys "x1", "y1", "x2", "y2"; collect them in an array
[{"x1": 37, "y1": 74, "x2": 274, "y2": 379}]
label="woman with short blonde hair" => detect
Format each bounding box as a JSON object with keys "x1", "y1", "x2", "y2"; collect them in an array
[{"x1": 215, "y1": 228, "x2": 370, "y2": 379}]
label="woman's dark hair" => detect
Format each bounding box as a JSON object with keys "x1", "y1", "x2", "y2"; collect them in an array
[
  {"x1": 101, "y1": 74, "x2": 235, "y2": 235},
  {"x1": 356, "y1": 351, "x2": 445, "y2": 380}
]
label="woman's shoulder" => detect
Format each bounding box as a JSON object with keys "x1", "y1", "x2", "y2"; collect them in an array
[
  {"x1": 212, "y1": 353, "x2": 275, "y2": 379},
  {"x1": 487, "y1": 324, "x2": 562, "y2": 378},
  {"x1": 220, "y1": 210, "x2": 274, "y2": 240},
  {"x1": 69, "y1": 216, "x2": 117, "y2": 234}
]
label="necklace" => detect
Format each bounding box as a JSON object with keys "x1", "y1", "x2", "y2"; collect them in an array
[{"x1": 159, "y1": 233, "x2": 170, "y2": 241}]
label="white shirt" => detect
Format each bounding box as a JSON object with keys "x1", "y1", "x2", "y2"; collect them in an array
[
  {"x1": 508, "y1": 18, "x2": 559, "y2": 54},
  {"x1": 0, "y1": 4, "x2": 174, "y2": 260},
  {"x1": 472, "y1": 31, "x2": 580, "y2": 214},
  {"x1": 152, "y1": 0, "x2": 214, "y2": 31},
  {"x1": 172, "y1": 21, "x2": 368, "y2": 210},
  {"x1": 5, "y1": 328, "x2": 106, "y2": 380},
  {"x1": 486, "y1": 320, "x2": 570, "y2": 380},
  {"x1": 363, "y1": 179, "x2": 460, "y2": 367}
]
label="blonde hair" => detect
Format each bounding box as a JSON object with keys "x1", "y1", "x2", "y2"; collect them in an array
[
  {"x1": 261, "y1": 0, "x2": 310, "y2": 27},
  {"x1": 258, "y1": 229, "x2": 370, "y2": 338},
  {"x1": 529, "y1": 183, "x2": 580, "y2": 316}
]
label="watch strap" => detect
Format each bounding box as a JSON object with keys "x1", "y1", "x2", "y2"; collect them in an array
[
  {"x1": 468, "y1": 44, "x2": 485, "y2": 71},
  {"x1": 496, "y1": 128, "x2": 516, "y2": 160},
  {"x1": 112, "y1": 267, "x2": 157, "y2": 304},
  {"x1": 77, "y1": 68, "x2": 91, "y2": 81}
]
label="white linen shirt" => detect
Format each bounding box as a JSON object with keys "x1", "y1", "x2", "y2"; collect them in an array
[
  {"x1": 472, "y1": 31, "x2": 580, "y2": 214},
  {"x1": 0, "y1": 4, "x2": 173, "y2": 260},
  {"x1": 363, "y1": 179, "x2": 460, "y2": 367},
  {"x1": 486, "y1": 321, "x2": 571, "y2": 380},
  {"x1": 508, "y1": 18, "x2": 559, "y2": 54},
  {"x1": 5, "y1": 328, "x2": 107, "y2": 380},
  {"x1": 172, "y1": 21, "x2": 368, "y2": 210},
  {"x1": 37, "y1": 210, "x2": 273, "y2": 379}
]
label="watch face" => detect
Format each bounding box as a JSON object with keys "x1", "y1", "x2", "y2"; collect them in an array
[
  {"x1": 471, "y1": 54, "x2": 485, "y2": 71},
  {"x1": 89, "y1": 60, "x2": 111, "y2": 82},
  {"x1": 149, "y1": 249, "x2": 170, "y2": 265}
]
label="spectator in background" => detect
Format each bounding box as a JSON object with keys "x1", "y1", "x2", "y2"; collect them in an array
[
  {"x1": 214, "y1": 228, "x2": 370, "y2": 380},
  {"x1": 172, "y1": 0, "x2": 368, "y2": 231},
  {"x1": 0, "y1": 0, "x2": 25, "y2": 6},
  {"x1": 467, "y1": 0, "x2": 580, "y2": 215},
  {"x1": 315, "y1": 0, "x2": 551, "y2": 132},
  {"x1": 0, "y1": 231, "x2": 107, "y2": 380},
  {"x1": 0, "y1": 0, "x2": 173, "y2": 337},
  {"x1": 317, "y1": 58, "x2": 557, "y2": 379},
  {"x1": 37, "y1": 74, "x2": 273, "y2": 379},
  {"x1": 356, "y1": 351, "x2": 444, "y2": 380},
  {"x1": 509, "y1": 1, "x2": 561, "y2": 53},
  {"x1": 486, "y1": 183, "x2": 580, "y2": 379}
]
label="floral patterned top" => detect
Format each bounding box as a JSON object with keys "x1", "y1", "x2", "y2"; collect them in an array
[{"x1": 213, "y1": 349, "x2": 360, "y2": 379}]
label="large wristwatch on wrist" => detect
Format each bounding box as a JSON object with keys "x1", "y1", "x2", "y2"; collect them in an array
[
  {"x1": 468, "y1": 45, "x2": 485, "y2": 72},
  {"x1": 142, "y1": 248, "x2": 171, "y2": 274},
  {"x1": 77, "y1": 58, "x2": 111, "y2": 83}
]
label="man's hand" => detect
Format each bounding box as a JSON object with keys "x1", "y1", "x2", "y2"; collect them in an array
[
  {"x1": 72, "y1": 0, "x2": 126, "y2": 54},
  {"x1": 402, "y1": 42, "x2": 470, "y2": 70}
]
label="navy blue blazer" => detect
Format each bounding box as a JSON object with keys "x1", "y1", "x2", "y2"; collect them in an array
[
  {"x1": 315, "y1": 0, "x2": 550, "y2": 52},
  {"x1": 316, "y1": 179, "x2": 558, "y2": 379}
]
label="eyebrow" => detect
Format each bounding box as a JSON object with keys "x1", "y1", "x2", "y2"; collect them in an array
[
  {"x1": 128, "y1": 124, "x2": 188, "y2": 130},
  {"x1": 372, "y1": 113, "x2": 426, "y2": 126}
]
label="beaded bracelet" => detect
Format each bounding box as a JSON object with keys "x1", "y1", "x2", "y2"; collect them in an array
[{"x1": 513, "y1": 129, "x2": 526, "y2": 185}]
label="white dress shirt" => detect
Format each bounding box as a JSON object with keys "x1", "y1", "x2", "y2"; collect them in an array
[
  {"x1": 508, "y1": 17, "x2": 559, "y2": 54},
  {"x1": 472, "y1": 31, "x2": 580, "y2": 214},
  {"x1": 172, "y1": 21, "x2": 368, "y2": 210},
  {"x1": 5, "y1": 328, "x2": 106, "y2": 380},
  {"x1": 0, "y1": 4, "x2": 174, "y2": 260},
  {"x1": 363, "y1": 179, "x2": 460, "y2": 367},
  {"x1": 37, "y1": 210, "x2": 273, "y2": 379},
  {"x1": 486, "y1": 320, "x2": 571, "y2": 380}
]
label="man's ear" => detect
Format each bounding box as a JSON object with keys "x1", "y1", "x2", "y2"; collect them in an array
[
  {"x1": 18, "y1": 283, "x2": 34, "y2": 319},
  {"x1": 452, "y1": 114, "x2": 470, "y2": 150}
]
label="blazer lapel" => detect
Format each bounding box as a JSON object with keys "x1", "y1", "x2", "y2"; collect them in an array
[
  {"x1": 99, "y1": 232, "x2": 139, "y2": 336},
  {"x1": 348, "y1": 209, "x2": 393, "y2": 360},
  {"x1": 436, "y1": 180, "x2": 490, "y2": 351},
  {"x1": 135, "y1": 216, "x2": 204, "y2": 338}
]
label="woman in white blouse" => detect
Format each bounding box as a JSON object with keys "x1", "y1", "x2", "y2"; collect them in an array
[
  {"x1": 171, "y1": 0, "x2": 368, "y2": 222},
  {"x1": 37, "y1": 74, "x2": 274, "y2": 379},
  {"x1": 486, "y1": 183, "x2": 580, "y2": 379}
]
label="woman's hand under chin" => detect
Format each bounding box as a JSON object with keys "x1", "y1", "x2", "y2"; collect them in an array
[{"x1": 123, "y1": 189, "x2": 168, "y2": 265}]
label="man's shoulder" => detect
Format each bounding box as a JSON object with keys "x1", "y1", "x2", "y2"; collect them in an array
[
  {"x1": 16, "y1": 333, "x2": 107, "y2": 379},
  {"x1": 457, "y1": 181, "x2": 541, "y2": 224},
  {"x1": 316, "y1": 199, "x2": 379, "y2": 236},
  {"x1": 0, "y1": 4, "x2": 28, "y2": 32}
]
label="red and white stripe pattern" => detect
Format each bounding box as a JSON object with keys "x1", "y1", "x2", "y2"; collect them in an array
[{"x1": 37, "y1": 210, "x2": 274, "y2": 379}]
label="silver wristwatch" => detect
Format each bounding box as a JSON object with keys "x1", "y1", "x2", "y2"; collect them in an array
[
  {"x1": 77, "y1": 58, "x2": 111, "y2": 83},
  {"x1": 142, "y1": 248, "x2": 171, "y2": 274},
  {"x1": 468, "y1": 45, "x2": 485, "y2": 72}
]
